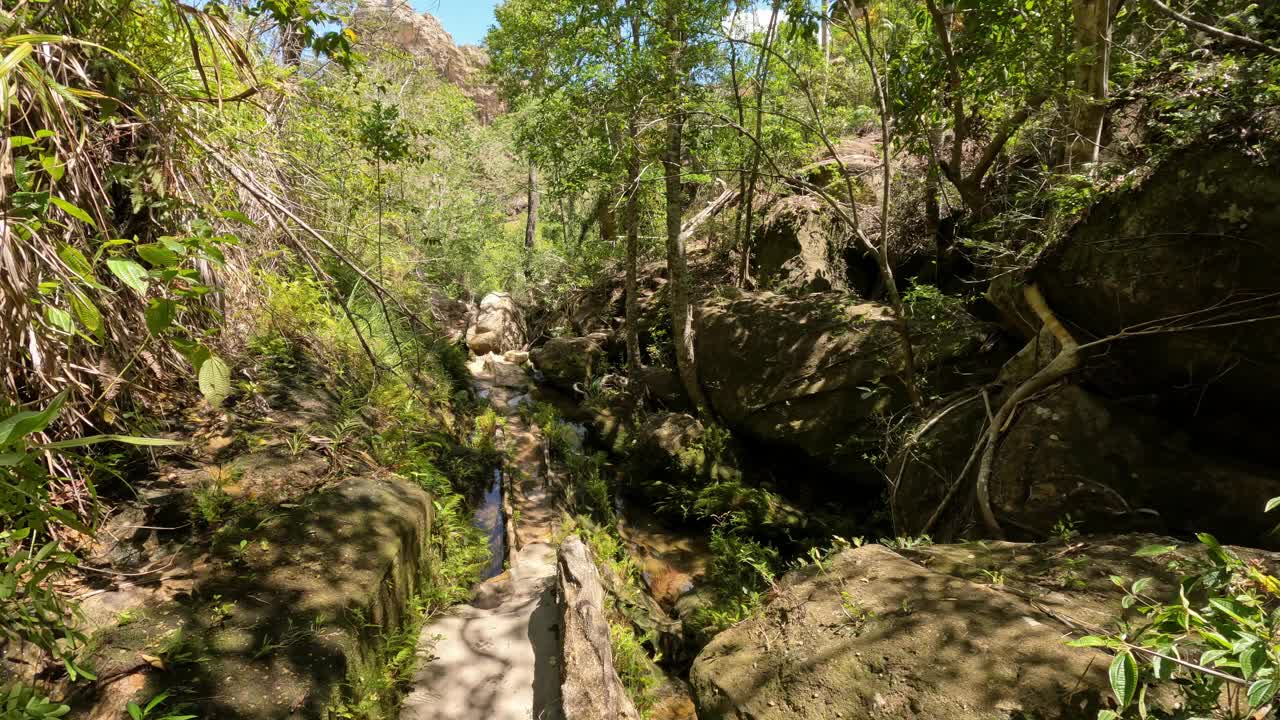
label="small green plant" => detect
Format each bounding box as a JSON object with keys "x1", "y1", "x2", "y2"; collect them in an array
[
  {"x1": 1067, "y1": 505, "x2": 1280, "y2": 719},
  {"x1": 881, "y1": 534, "x2": 933, "y2": 550},
  {"x1": 1, "y1": 684, "x2": 69, "y2": 719},
  {"x1": 979, "y1": 568, "x2": 1006, "y2": 586},
  {"x1": 839, "y1": 591, "x2": 875, "y2": 628},
  {"x1": 125, "y1": 692, "x2": 196, "y2": 720},
  {"x1": 1052, "y1": 514, "x2": 1082, "y2": 543},
  {"x1": 207, "y1": 594, "x2": 234, "y2": 626}
]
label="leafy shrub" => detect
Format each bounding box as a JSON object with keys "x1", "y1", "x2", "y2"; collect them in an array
[{"x1": 1070, "y1": 521, "x2": 1280, "y2": 719}]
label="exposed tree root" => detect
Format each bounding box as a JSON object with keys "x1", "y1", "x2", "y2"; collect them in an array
[{"x1": 974, "y1": 283, "x2": 1080, "y2": 538}]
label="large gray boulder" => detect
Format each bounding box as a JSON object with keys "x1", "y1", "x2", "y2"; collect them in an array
[
  {"x1": 466, "y1": 292, "x2": 526, "y2": 356},
  {"x1": 530, "y1": 335, "x2": 605, "y2": 391},
  {"x1": 694, "y1": 289, "x2": 993, "y2": 467},
  {"x1": 996, "y1": 143, "x2": 1280, "y2": 424},
  {"x1": 691, "y1": 541, "x2": 1123, "y2": 720},
  {"x1": 558, "y1": 537, "x2": 641, "y2": 720},
  {"x1": 891, "y1": 380, "x2": 1280, "y2": 547}
]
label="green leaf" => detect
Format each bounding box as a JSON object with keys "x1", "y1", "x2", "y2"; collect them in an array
[
  {"x1": 48, "y1": 196, "x2": 96, "y2": 228},
  {"x1": 127, "y1": 702, "x2": 142, "y2": 720},
  {"x1": 145, "y1": 298, "x2": 175, "y2": 335},
  {"x1": 1109, "y1": 650, "x2": 1137, "y2": 708},
  {"x1": 1241, "y1": 645, "x2": 1266, "y2": 679},
  {"x1": 1133, "y1": 544, "x2": 1176, "y2": 558},
  {"x1": 39, "y1": 434, "x2": 181, "y2": 450},
  {"x1": 0, "y1": 391, "x2": 67, "y2": 446},
  {"x1": 1209, "y1": 597, "x2": 1256, "y2": 626},
  {"x1": 45, "y1": 306, "x2": 75, "y2": 334},
  {"x1": 198, "y1": 355, "x2": 232, "y2": 407},
  {"x1": 106, "y1": 258, "x2": 149, "y2": 295},
  {"x1": 68, "y1": 290, "x2": 102, "y2": 339},
  {"x1": 0, "y1": 42, "x2": 33, "y2": 78},
  {"x1": 1068, "y1": 635, "x2": 1113, "y2": 648},
  {"x1": 1249, "y1": 676, "x2": 1279, "y2": 709},
  {"x1": 56, "y1": 244, "x2": 95, "y2": 280},
  {"x1": 136, "y1": 243, "x2": 179, "y2": 267},
  {"x1": 1267, "y1": 496, "x2": 1280, "y2": 513}
]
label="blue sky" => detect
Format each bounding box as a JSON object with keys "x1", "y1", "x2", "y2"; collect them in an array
[{"x1": 411, "y1": 0, "x2": 502, "y2": 46}]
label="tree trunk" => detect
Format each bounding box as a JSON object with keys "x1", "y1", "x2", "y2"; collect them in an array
[
  {"x1": 625, "y1": 115, "x2": 643, "y2": 376},
  {"x1": 663, "y1": 1, "x2": 709, "y2": 412},
  {"x1": 523, "y1": 162, "x2": 538, "y2": 278},
  {"x1": 1067, "y1": 0, "x2": 1117, "y2": 168}
]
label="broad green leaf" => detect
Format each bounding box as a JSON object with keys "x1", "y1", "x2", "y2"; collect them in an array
[
  {"x1": 1249, "y1": 676, "x2": 1279, "y2": 709},
  {"x1": 68, "y1": 290, "x2": 102, "y2": 339},
  {"x1": 1109, "y1": 650, "x2": 1137, "y2": 708},
  {"x1": 1241, "y1": 644, "x2": 1266, "y2": 679},
  {"x1": 1209, "y1": 597, "x2": 1256, "y2": 626},
  {"x1": 136, "y1": 242, "x2": 178, "y2": 267},
  {"x1": 1267, "y1": 496, "x2": 1280, "y2": 513},
  {"x1": 1133, "y1": 544, "x2": 1175, "y2": 558},
  {"x1": 56, "y1": 244, "x2": 94, "y2": 280},
  {"x1": 106, "y1": 258, "x2": 148, "y2": 294},
  {"x1": 45, "y1": 306, "x2": 74, "y2": 334},
  {"x1": 49, "y1": 196, "x2": 95, "y2": 228},
  {"x1": 145, "y1": 298, "x2": 175, "y2": 334},
  {"x1": 1067, "y1": 635, "x2": 1113, "y2": 648},
  {"x1": 0, "y1": 390, "x2": 66, "y2": 445},
  {"x1": 198, "y1": 355, "x2": 232, "y2": 407}
]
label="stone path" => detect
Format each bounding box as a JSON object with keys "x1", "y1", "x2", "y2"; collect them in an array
[{"x1": 400, "y1": 352, "x2": 563, "y2": 720}]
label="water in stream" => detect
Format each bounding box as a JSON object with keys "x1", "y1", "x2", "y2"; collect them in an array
[{"x1": 474, "y1": 468, "x2": 507, "y2": 580}]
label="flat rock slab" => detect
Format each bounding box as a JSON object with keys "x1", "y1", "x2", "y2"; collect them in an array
[
  {"x1": 401, "y1": 542, "x2": 561, "y2": 720},
  {"x1": 79, "y1": 475, "x2": 433, "y2": 719},
  {"x1": 692, "y1": 543, "x2": 1110, "y2": 720}
]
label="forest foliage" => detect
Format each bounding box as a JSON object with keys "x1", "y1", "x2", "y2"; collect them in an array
[{"x1": 2, "y1": 0, "x2": 1280, "y2": 714}]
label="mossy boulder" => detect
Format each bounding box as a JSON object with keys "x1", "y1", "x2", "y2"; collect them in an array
[
  {"x1": 891, "y1": 380, "x2": 1280, "y2": 547},
  {"x1": 998, "y1": 143, "x2": 1280, "y2": 426},
  {"x1": 693, "y1": 289, "x2": 994, "y2": 472},
  {"x1": 531, "y1": 335, "x2": 606, "y2": 391},
  {"x1": 77, "y1": 475, "x2": 435, "y2": 719}
]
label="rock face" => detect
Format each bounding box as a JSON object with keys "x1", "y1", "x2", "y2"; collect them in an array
[
  {"x1": 892, "y1": 381, "x2": 1280, "y2": 546},
  {"x1": 694, "y1": 289, "x2": 992, "y2": 467},
  {"x1": 558, "y1": 537, "x2": 642, "y2": 720},
  {"x1": 1008, "y1": 143, "x2": 1280, "y2": 422},
  {"x1": 753, "y1": 195, "x2": 857, "y2": 294},
  {"x1": 467, "y1": 292, "x2": 526, "y2": 356},
  {"x1": 355, "y1": 0, "x2": 502, "y2": 121},
  {"x1": 692, "y1": 542, "x2": 1122, "y2": 720},
  {"x1": 530, "y1": 335, "x2": 605, "y2": 391},
  {"x1": 80, "y1": 476, "x2": 435, "y2": 719},
  {"x1": 631, "y1": 412, "x2": 741, "y2": 485}
]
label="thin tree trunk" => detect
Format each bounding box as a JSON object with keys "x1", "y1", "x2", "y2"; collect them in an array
[
  {"x1": 664, "y1": 0, "x2": 709, "y2": 412},
  {"x1": 737, "y1": 1, "x2": 781, "y2": 289},
  {"x1": 626, "y1": 115, "x2": 643, "y2": 376},
  {"x1": 853, "y1": 5, "x2": 922, "y2": 408},
  {"x1": 1067, "y1": 0, "x2": 1115, "y2": 168},
  {"x1": 522, "y1": 161, "x2": 537, "y2": 275}
]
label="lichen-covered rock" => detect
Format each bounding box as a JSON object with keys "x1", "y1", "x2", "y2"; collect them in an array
[
  {"x1": 78, "y1": 476, "x2": 434, "y2": 719},
  {"x1": 631, "y1": 412, "x2": 741, "y2": 485},
  {"x1": 467, "y1": 292, "x2": 526, "y2": 356},
  {"x1": 753, "y1": 195, "x2": 861, "y2": 294},
  {"x1": 891, "y1": 381, "x2": 1280, "y2": 547},
  {"x1": 691, "y1": 541, "x2": 1134, "y2": 720},
  {"x1": 1000, "y1": 143, "x2": 1280, "y2": 424},
  {"x1": 530, "y1": 335, "x2": 605, "y2": 391},
  {"x1": 694, "y1": 289, "x2": 994, "y2": 469},
  {"x1": 558, "y1": 537, "x2": 642, "y2": 720}
]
